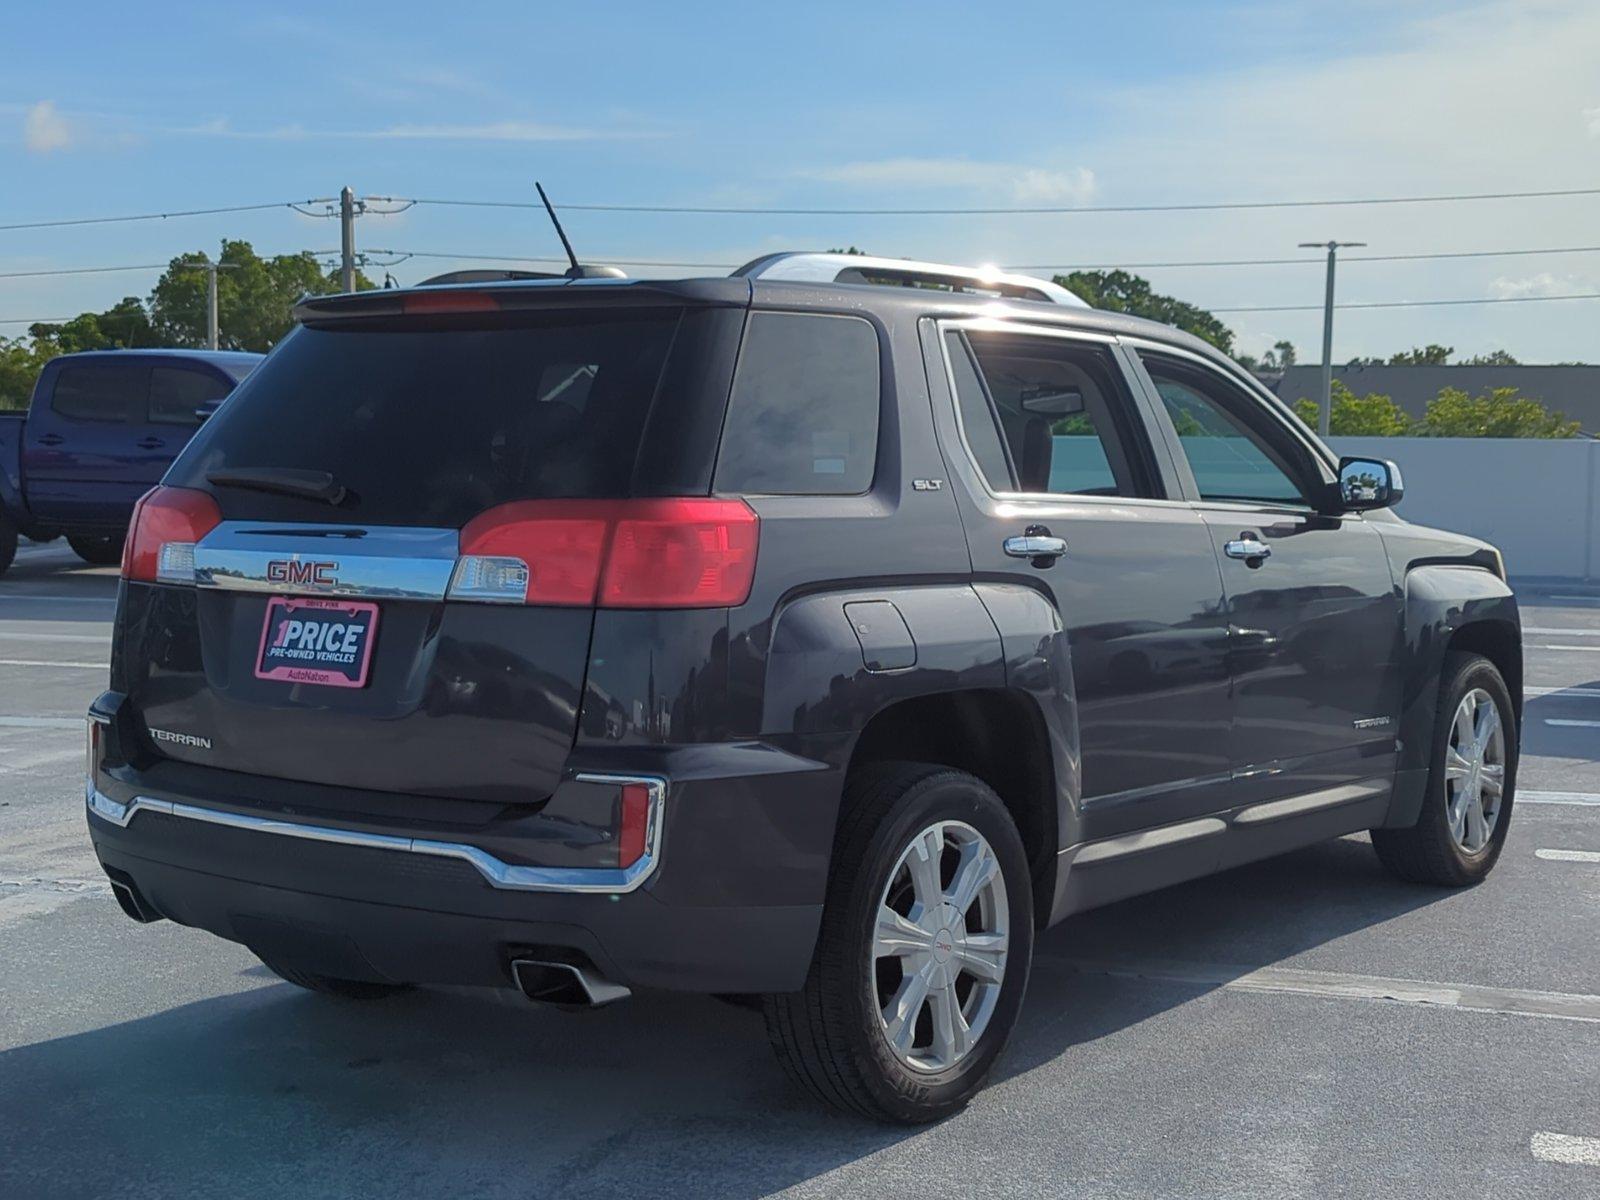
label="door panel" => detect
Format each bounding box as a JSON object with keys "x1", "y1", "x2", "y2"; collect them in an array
[
  {"x1": 22, "y1": 362, "x2": 147, "y2": 524},
  {"x1": 1132, "y1": 347, "x2": 1403, "y2": 797},
  {"x1": 926, "y1": 322, "x2": 1236, "y2": 841}
]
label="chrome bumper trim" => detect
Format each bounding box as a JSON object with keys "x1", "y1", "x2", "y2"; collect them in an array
[{"x1": 86, "y1": 774, "x2": 666, "y2": 894}]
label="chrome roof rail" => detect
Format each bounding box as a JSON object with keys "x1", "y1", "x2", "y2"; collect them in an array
[{"x1": 732, "y1": 252, "x2": 1089, "y2": 307}]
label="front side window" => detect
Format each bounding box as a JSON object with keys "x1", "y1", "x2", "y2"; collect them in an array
[
  {"x1": 715, "y1": 312, "x2": 880, "y2": 495},
  {"x1": 946, "y1": 329, "x2": 1153, "y2": 498},
  {"x1": 149, "y1": 366, "x2": 231, "y2": 425},
  {"x1": 51, "y1": 365, "x2": 144, "y2": 423},
  {"x1": 1140, "y1": 353, "x2": 1311, "y2": 507}
]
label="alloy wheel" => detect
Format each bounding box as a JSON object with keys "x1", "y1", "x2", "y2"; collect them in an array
[{"x1": 1444, "y1": 686, "x2": 1506, "y2": 854}]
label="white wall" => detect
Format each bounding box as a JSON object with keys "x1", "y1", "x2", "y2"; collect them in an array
[{"x1": 1331, "y1": 437, "x2": 1600, "y2": 580}]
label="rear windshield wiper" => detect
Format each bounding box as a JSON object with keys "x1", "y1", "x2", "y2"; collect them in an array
[{"x1": 206, "y1": 467, "x2": 348, "y2": 506}]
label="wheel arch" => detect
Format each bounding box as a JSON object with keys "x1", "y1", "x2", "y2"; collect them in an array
[
  {"x1": 1382, "y1": 564, "x2": 1521, "y2": 829},
  {"x1": 845, "y1": 687, "x2": 1059, "y2": 926}
]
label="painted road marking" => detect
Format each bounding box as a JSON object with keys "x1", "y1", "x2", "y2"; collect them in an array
[
  {"x1": 1524, "y1": 627, "x2": 1600, "y2": 636},
  {"x1": 1061, "y1": 957, "x2": 1600, "y2": 1023},
  {"x1": 1526, "y1": 687, "x2": 1600, "y2": 699},
  {"x1": 0, "y1": 716, "x2": 83, "y2": 729},
  {"x1": 1543, "y1": 719, "x2": 1600, "y2": 729},
  {"x1": 0, "y1": 659, "x2": 105, "y2": 669},
  {"x1": 0, "y1": 593, "x2": 116, "y2": 603},
  {"x1": 1521, "y1": 791, "x2": 1600, "y2": 806},
  {"x1": 1530, "y1": 1132, "x2": 1600, "y2": 1166},
  {"x1": 0, "y1": 631, "x2": 112, "y2": 643},
  {"x1": 1535, "y1": 849, "x2": 1600, "y2": 863},
  {"x1": 1530, "y1": 644, "x2": 1600, "y2": 652}
]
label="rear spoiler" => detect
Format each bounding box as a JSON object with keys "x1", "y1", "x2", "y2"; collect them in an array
[{"x1": 292, "y1": 277, "x2": 751, "y2": 325}]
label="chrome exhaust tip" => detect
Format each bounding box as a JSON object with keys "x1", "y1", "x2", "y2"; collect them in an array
[
  {"x1": 107, "y1": 875, "x2": 163, "y2": 924},
  {"x1": 511, "y1": 958, "x2": 631, "y2": 1008}
]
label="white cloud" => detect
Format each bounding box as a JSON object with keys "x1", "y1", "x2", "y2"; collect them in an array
[
  {"x1": 22, "y1": 101, "x2": 73, "y2": 153},
  {"x1": 804, "y1": 158, "x2": 1096, "y2": 204},
  {"x1": 1489, "y1": 272, "x2": 1591, "y2": 299}
]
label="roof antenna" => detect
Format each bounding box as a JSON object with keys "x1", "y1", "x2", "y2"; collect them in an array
[{"x1": 536, "y1": 181, "x2": 584, "y2": 279}]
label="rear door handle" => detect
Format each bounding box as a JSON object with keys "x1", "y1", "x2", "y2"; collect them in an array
[
  {"x1": 1224, "y1": 537, "x2": 1271, "y2": 562},
  {"x1": 36, "y1": 433, "x2": 64, "y2": 446},
  {"x1": 136, "y1": 437, "x2": 165, "y2": 450},
  {"x1": 1003, "y1": 534, "x2": 1068, "y2": 562}
]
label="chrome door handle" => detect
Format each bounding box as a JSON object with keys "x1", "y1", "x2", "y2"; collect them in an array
[
  {"x1": 1004, "y1": 535, "x2": 1068, "y2": 560},
  {"x1": 1224, "y1": 537, "x2": 1271, "y2": 561}
]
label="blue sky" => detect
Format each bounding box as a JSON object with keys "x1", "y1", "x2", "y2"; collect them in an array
[{"x1": 4, "y1": 0, "x2": 1599, "y2": 362}]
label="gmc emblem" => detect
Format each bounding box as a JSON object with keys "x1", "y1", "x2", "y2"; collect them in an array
[{"x1": 267, "y1": 560, "x2": 339, "y2": 587}]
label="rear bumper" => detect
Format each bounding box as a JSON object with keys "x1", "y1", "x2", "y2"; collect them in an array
[{"x1": 86, "y1": 740, "x2": 839, "y2": 994}]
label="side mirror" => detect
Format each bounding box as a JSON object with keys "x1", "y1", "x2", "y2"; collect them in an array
[
  {"x1": 1337, "y1": 456, "x2": 1403, "y2": 512},
  {"x1": 194, "y1": 399, "x2": 225, "y2": 424}
]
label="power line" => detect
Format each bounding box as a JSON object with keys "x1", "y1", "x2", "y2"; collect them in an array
[
  {"x1": 1014, "y1": 245, "x2": 1600, "y2": 270},
  {"x1": 392, "y1": 184, "x2": 1600, "y2": 217},
  {"x1": 1213, "y1": 292, "x2": 1600, "y2": 313},
  {"x1": 0, "y1": 200, "x2": 336, "y2": 234}
]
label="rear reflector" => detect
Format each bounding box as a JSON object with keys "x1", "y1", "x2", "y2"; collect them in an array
[
  {"x1": 617, "y1": 782, "x2": 652, "y2": 868},
  {"x1": 449, "y1": 498, "x2": 757, "y2": 609},
  {"x1": 122, "y1": 486, "x2": 223, "y2": 584}
]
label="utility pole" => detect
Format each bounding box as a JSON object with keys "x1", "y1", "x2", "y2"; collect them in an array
[
  {"x1": 1298, "y1": 240, "x2": 1366, "y2": 436},
  {"x1": 339, "y1": 186, "x2": 356, "y2": 293},
  {"x1": 182, "y1": 257, "x2": 238, "y2": 350}
]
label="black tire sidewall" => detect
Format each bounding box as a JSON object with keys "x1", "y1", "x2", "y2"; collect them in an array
[
  {"x1": 830, "y1": 770, "x2": 1034, "y2": 1120},
  {"x1": 67, "y1": 533, "x2": 124, "y2": 566},
  {"x1": 1424, "y1": 654, "x2": 1518, "y2": 878},
  {"x1": 0, "y1": 513, "x2": 16, "y2": 576}
]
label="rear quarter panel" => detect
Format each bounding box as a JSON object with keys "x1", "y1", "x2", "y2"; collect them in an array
[{"x1": 0, "y1": 412, "x2": 24, "y2": 519}]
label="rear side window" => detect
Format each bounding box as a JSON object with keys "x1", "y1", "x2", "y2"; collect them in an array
[
  {"x1": 170, "y1": 310, "x2": 683, "y2": 527},
  {"x1": 50, "y1": 365, "x2": 144, "y2": 423},
  {"x1": 715, "y1": 312, "x2": 879, "y2": 495},
  {"x1": 149, "y1": 366, "x2": 231, "y2": 426}
]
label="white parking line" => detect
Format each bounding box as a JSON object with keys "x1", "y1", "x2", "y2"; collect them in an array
[
  {"x1": 1535, "y1": 849, "x2": 1600, "y2": 863},
  {"x1": 0, "y1": 632, "x2": 112, "y2": 643},
  {"x1": 0, "y1": 593, "x2": 116, "y2": 603},
  {"x1": 1543, "y1": 719, "x2": 1600, "y2": 729},
  {"x1": 0, "y1": 658, "x2": 105, "y2": 669},
  {"x1": 1520, "y1": 791, "x2": 1600, "y2": 806},
  {"x1": 1530, "y1": 644, "x2": 1600, "y2": 652},
  {"x1": 1526, "y1": 687, "x2": 1600, "y2": 699},
  {"x1": 0, "y1": 716, "x2": 83, "y2": 729},
  {"x1": 1061, "y1": 958, "x2": 1600, "y2": 1023},
  {"x1": 1524, "y1": 627, "x2": 1600, "y2": 636},
  {"x1": 1530, "y1": 1131, "x2": 1600, "y2": 1166}
]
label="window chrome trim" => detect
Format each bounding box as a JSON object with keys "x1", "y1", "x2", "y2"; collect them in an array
[
  {"x1": 192, "y1": 521, "x2": 460, "y2": 600},
  {"x1": 86, "y1": 772, "x2": 667, "y2": 894}
]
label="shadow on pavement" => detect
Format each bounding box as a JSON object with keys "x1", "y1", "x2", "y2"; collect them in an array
[{"x1": 0, "y1": 833, "x2": 1458, "y2": 1200}]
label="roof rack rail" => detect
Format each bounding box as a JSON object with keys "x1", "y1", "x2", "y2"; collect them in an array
[{"x1": 732, "y1": 252, "x2": 1088, "y2": 307}]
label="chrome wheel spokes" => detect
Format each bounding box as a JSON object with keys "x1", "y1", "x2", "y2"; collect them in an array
[
  {"x1": 1445, "y1": 687, "x2": 1506, "y2": 854},
  {"x1": 871, "y1": 820, "x2": 1009, "y2": 1073}
]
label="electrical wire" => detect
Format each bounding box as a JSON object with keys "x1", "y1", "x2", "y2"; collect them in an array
[
  {"x1": 1212, "y1": 293, "x2": 1600, "y2": 313},
  {"x1": 392, "y1": 184, "x2": 1600, "y2": 217},
  {"x1": 0, "y1": 200, "x2": 336, "y2": 233}
]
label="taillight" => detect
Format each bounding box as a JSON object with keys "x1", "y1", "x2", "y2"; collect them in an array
[
  {"x1": 122, "y1": 486, "x2": 222, "y2": 584},
  {"x1": 617, "y1": 782, "x2": 652, "y2": 868},
  {"x1": 447, "y1": 498, "x2": 758, "y2": 609}
]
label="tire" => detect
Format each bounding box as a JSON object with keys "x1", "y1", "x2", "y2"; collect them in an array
[
  {"x1": 24, "y1": 527, "x2": 60, "y2": 544},
  {"x1": 260, "y1": 957, "x2": 412, "y2": 1000},
  {"x1": 0, "y1": 513, "x2": 15, "y2": 579},
  {"x1": 763, "y1": 762, "x2": 1034, "y2": 1123},
  {"x1": 67, "y1": 533, "x2": 125, "y2": 566},
  {"x1": 1372, "y1": 652, "x2": 1517, "y2": 886}
]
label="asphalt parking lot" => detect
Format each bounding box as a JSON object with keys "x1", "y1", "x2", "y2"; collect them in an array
[{"x1": 1, "y1": 538, "x2": 1596, "y2": 1199}]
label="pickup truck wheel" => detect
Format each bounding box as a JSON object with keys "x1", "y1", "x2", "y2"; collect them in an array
[
  {"x1": 259, "y1": 956, "x2": 412, "y2": 1000},
  {"x1": 1372, "y1": 652, "x2": 1517, "y2": 886},
  {"x1": 0, "y1": 514, "x2": 15, "y2": 578},
  {"x1": 763, "y1": 762, "x2": 1033, "y2": 1123},
  {"x1": 67, "y1": 533, "x2": 125, "y2": 566}
]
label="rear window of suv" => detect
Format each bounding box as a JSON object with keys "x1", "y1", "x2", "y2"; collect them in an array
[{"x1": 170, "y1": 310, "x2": 685, "y2": 527}]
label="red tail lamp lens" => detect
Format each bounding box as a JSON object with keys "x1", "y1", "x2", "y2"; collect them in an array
[
  {"x1": 122, "y1": 486, "x2": 223, "y2": 583},
  {"x1": 401, "y1": 291, "x2": 500, "y2": 315},
  {"x1": 451, "y1": 498, "x2": 758, "y2": 609},
  {"x1": 618, "y1": 782, "x2": 652, "y2": 868},
  {"x1": 599, "y1": 499, "x2": 759, "y2": 609}
]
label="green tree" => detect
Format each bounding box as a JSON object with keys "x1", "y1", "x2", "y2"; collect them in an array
[
  {"x1": 1291, "y1": 380, "x2": 1412, "y2": 435},
  {"x1": 1388, "y1": 344, "x2": 1454, "y2": 366},
  {"x1": 1055, "y1": 270, "x2": 1235, "y2": 354},
  {"x1": 1418, "y1": 386, "x2": 1580, "y2": 438},
  {"x1": 26, "y1": 297, "x2": 156, "y2": 355},
  {"x1": 1461, "y1": 349, "x2": 1519, "y2": 366},
  {"x1": 0, "y1": 338, "x2": 49, "y2": 410},
  {"x1": 149, "y1": 240, "x2": 373, "y2": 352}
]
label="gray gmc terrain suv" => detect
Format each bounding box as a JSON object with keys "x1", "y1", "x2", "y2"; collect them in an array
[{"x1": 87, "y1": 252, "x2": 1520, "y2": 1123}]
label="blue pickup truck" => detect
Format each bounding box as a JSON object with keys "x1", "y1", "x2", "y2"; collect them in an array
[{"x1": 0, "y1": 349, "x2": 262, "y2": 577}]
